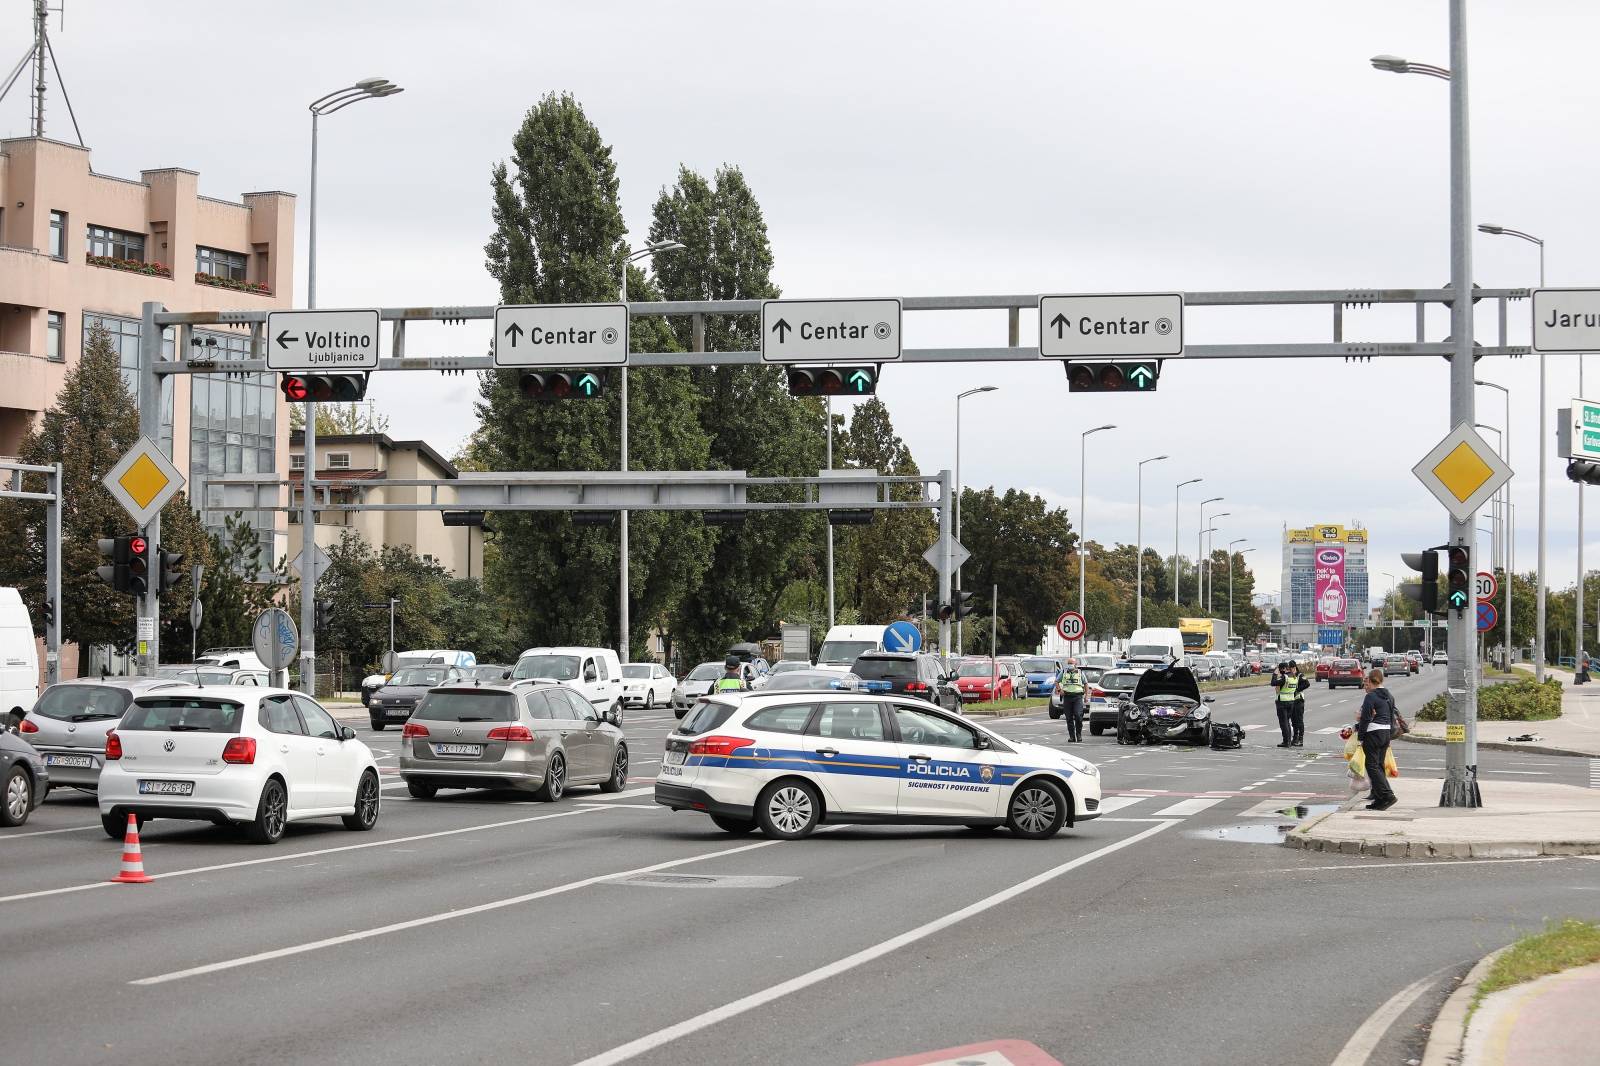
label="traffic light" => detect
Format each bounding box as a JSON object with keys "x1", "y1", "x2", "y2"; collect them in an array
[
  {"x1": 1400, "y1": 549, "x2": 1439, "y2": 613},
  {"x1": 1445, "y1": 545, "x2": 1471, "y2": 613},
  {"x1": 96, "y1": 536, "x2": 126, "y2": 591},
  {"x1": 1064, "y1": 361, "x2": 1161, "y2": 393},
  {"x1": 1568, "y1": 460, "x2": 1600, "y2": 486},
  {"x1": 519, "y1": 370, "x2": 604, "y2": 401},
  {"x1": 826, "y1": 509, "x2": 874, "y2": 526},
  {"x1": 43, "y1": 599, "x2": 55, "y2": 627},
  {"x1": 279, "y1": 373, "x2": 369, "y2": 403},
  {"x1": 787, "y1": 367, "x2": 878, "y2": 397},
  {"x1": 126, "y1": 534, "x2": 151, "y2": 598},
  {"x1": 314, "y1": 599, "x2": 332, "y2": 632},
  {"x1": 952, "y1": 589, "x2": 976, "y2": 620},
  {"x1": 157, "y1": 547, "x2": 185, "y2": 598}
]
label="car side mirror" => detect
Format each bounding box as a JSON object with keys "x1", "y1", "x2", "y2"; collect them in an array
[
  {"x1": 501, "y1": 670, "x2": 512, "y2": 679},
  {"x1": 976, "y1": 735, "x2": 992, "y2": 749},
  {"x1": 339, "y1": 725, "x2": 357, "y2": 740},
  {"x1": 603, "y1": 709, "x2": 620, "y2": 726},
  {"x1": 1202, "y1": 696, "x2": 1215, "y2": 704}
]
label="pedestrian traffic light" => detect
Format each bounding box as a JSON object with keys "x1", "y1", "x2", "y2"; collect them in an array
[
  {"x1": 157, "y1": 547, "x2": 184, "y2": 598},
  {"x1": 787, "y1": 367, "x2": 878, "y2": 397},
  {"x1": 952, "y1": 589, "x2": 976, "y2": 620},
  {"x1": 1445, "y1": 546, "x2": 1471, "y2": 613},
  {"x1": 96, "y1": 536, "x2": 126, "y2": 591},
  {"x1": 1064, "y1": 361, "x2": 1160, "y2": 393},
  {"x1": 519, "y1": 370, "x2": 604, "y2": 400},
  {"x1": 126, "y1": 534, "x2": 151, "y2": 598},
  {"x1": 315, "y1": 599, "x2": 331, "y2": 632},
  {"x1": 279, "y1": 373, "x2": 369, "y2": 402},
  {"x1": 1400, "y1": 549, "x2": 1439, "y2": 612}
]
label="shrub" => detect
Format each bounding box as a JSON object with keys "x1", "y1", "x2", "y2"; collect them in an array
[{"x1": 1415, "y1": 677, "x2": 1562, "y2": 721}]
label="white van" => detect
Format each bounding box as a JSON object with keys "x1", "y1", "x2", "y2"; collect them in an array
[
  {"x1": 815, "y1": 624, "x2": 888, "y2": 672},
  {"x1": 196, "y1": 647, "x2": 271, "y2": 673},
  {"x1": 1, "y1": 588, "x2": 40, "y2": 728},
  {"x1": 1127, "y1": 627, "x2": 1185, "y2": 667},
  {"x1": 512, "y1": 646, "x2": 624, "y2": 718}
]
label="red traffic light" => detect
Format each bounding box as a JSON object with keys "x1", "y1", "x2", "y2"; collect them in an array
[
  {"x1": 283, "y1": 376, "x2": 309, "y2": 401},
  {"x1": 1067, "y1": 365, "x2": 1096, "y2": 391},
  {"x1": 129, "y1": 536, "x2": 148, "y2": 557}
]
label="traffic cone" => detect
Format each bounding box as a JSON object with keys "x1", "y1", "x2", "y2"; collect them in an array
[{"x1": 109, "y1": 813, "x2": 153, "y2": 884}]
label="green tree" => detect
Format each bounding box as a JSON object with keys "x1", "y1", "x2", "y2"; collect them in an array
[
  {"x1": 476, "y1": 92, "x2": 714, "y2": 656},
  {"x1": 955, "y1": 486, "x2": 1077, "y2": 652},
  {"x1": 191, "y1": 514, "x2": 281, "y2": 653},
  {"x1": 289, "y1": 400, "x2": 388, "y2": 435}
]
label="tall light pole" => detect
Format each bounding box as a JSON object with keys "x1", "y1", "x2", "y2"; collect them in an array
[
  {"x1": 1478, "y1": 224, "x2": 1546, "y2": 681},
  {"x1": 1173, "y1": 478, "x2": 1202, "y2": 604},
  {"x1": 1229, "y1": 543, "x2": 1253, "y2": 641},
  {"x1": 1078, "y1": 424, "x2": 1116, "y2": 642},
  {"x1": 617, "y1": 240, "x2": 683, "y2": 662},
  {"x1": 1202, "y1": 513, "x2": 1229, "y2": 611},
  {"x1": 954, "y1": 386, "x2": 998, "y2": 656},
  {"x1": 1374, "y1": 12, "x2": 1481, "y2": 807},
  {"x1": 302, "y1": 76, "x2": 402, "y2": 696},
  {"x1": 1474, "y1": 423, "x2": 1503, "y2": 578},
  {"x1": 1382, "y1": 571, "x2": 1398, "y2": 652},
  {"x1": 1477, "y1": 377, "x2": 1515, "y2": 667},
  {"x1": 1197, "y1": 497, "x2": 1224, "y2": 604},
  {"x1": 1135, "y1": 455, "x2": 1168, "y2": 629}
]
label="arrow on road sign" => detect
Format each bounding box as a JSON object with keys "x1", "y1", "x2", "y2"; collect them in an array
[
  {"x1": 771, "y1": 319, "x2": 792, "y2": 342},
  {"x1": 1050, "y1": 313, "x2": 1069, "y2": 338},
  {"x1": 275, "y1": 330, "x2": 298, "y2": 349},
  {"x1": 503, "y1": 322, "x2": 523, "y2": 347}
]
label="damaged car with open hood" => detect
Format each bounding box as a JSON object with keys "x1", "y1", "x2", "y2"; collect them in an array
[{"x1": 1115, "y1": 663, "x2": 1216, "y2": 746}]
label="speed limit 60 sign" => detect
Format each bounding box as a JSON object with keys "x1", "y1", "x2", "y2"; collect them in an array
[
  {"x1": 1475, "y1": 571, "x2": 1498, "y2": 600},
  {"x1": 1056, "y1": 611, "x2": 1085, "y2": 642}
]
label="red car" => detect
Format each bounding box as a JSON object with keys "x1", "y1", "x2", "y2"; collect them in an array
[
  {"x1": 1315, "y1": 656, "x2": 1335, "y2": 681},
  {"x1": 953, "y1": 659, "x2": 1012, "y2": 702},
  {"x1": 1326, "y1": 658, "x2": 1364, "y2": 689}
]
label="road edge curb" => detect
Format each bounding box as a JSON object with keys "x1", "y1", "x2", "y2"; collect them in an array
[
  {"x1": 1420, "y1": 947, "x2": 1507, "y2": 1066},
  {"x1": 1282, "y1": 832, "x2": 1600, "y2": 858},
  {"x1": 1397, "y1": 734, "x2": 1595, "y2": 759}
]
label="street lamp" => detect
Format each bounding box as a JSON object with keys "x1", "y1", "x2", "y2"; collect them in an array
[
  {"x1": 1201, "y1": 513, "x2": 1229, "y2": 611},
  {"x1": 1383, "y1": 571, "x2": 1397, "y2": 652},
  {"x1": 954, "y1": 386, "x2": 999, "y2": 656},
  {"x1": 1197, "y1": 497, "x2": 1224, "y2": 604},
  {"x1": 1078, "y1": 424, "x2": 1116, "y2": 639},
  {"x1": 300, "y1": 76, "x2": 403, "y2": 698},
  {"x1": 617, "y1": 240, "x2": 684, "y2": 662},
  {"x1": 1476, "y1": 380, "x2": 1515, "y2": 670},
  {"x1": 1229, "y1": 543, "x2": 1253, "y2": 641},
  {"x1": 1478, "y1": 224, "x2": 1546, "y2": 682},
  {"x1": 1173, "y1": 478, "x2": 1203, "y2": 604},
  {"x1": 1135, "y1": 455, "x2": 1168, "y2": 629},
  {"x1": 1474, "y1": 422, "x2": 1504, "y2": 573}
]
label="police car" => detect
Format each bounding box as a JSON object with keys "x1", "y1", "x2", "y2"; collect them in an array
[{"x1": 655, "y1": 692, "x2": 1100, "y2": 839}]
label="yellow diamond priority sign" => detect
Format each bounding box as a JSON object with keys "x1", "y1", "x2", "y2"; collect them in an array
[
  {"x1": 1412, "y1": 422, "x2": 1512, "y2": 523},
  {"x1": 103, "y1": 436, "x2": 185, "y2": 528}
]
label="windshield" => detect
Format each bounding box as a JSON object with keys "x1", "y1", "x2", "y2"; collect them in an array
[
  {"x1": 414, "y1": 690, "x2": 517, "y2": 723},
  {"x1": 818, "y1": 640, "x2": 876, "y2": 664},
  {"x1": 686, "y1": 663, "x2": 722, "y2": 682},
  {"x1": 512, "y1": 655, "x2": 581, "y2": 681},
  {"x1": 622, "y1": 665, "x2": 652, "y2": 679},
  {"x1": 31, "y1": 684, "x2": 132, "y2": 722},
  {"x1": 851, "y1": 657, "x2": 916, "y2": 681},
  {"x1": 1081, "y1": 667, "x2": 1105, "y2": 685},
  {"x1": 155, "y1": 667, "x2": 232, "y2": 685},
  {"x1": 956, "y1": 661, "x2": 996, "y2": 678},
  {"x1": 1100, "y1": 671, "x2": 1142, "y2": 691},
  {"x1": 395, "y1": 654, "x2": 444, "y2": 671},
  {"x1": 1019, "y1": 658, "x2": 1057, "y2": 673},
  {"x1": 121, "y1": 697, "x2": 244, "y2": 732},
  {"x1": 1127, "y1": 644, "x2": 1173, "y2": 660},
  {"x1": 390, "y1": 667, "x2": 449, "y2": 686}
]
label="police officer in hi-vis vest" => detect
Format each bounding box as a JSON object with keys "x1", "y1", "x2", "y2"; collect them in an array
[
  {"x1": 1272, "y1": 659, "x2": 1310, "y2": 747},
  {"x1": 1056, "y1": 658, "x2": 1087, "y2": 742},
  {"x1": 716, "y1": 656, "x2": 748, "y2": 692}
]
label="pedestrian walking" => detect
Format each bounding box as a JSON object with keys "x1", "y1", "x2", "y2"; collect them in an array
[
  {"x1": 1056, "y1": 658, "x2": 1086, "y2": 742},
  {"x1": 1357, "y1": 668, "x2": 1397, "y2": 810},
  {"x1": 1272, "y1": 659, "x2": 1309, "y2": 748}
]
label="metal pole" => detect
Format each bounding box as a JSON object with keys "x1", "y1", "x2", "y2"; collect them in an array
[
  {"x1": 1078, "y1": 436, "x2": 1086, "y2": 637},
  {"x1": 300, "y1": 108, "x2": 320, "y2": 697},
  {"x1": 1444, "y1": 0, "x2": 1481, "y2": 806},
  {"x1": 619, "y1": 267, "x2": 629, "y2": 662},
  {"x1": 1174, "y1": 486, "x2": 1181, "y2": 605},
  {"x1": 1503, "y1": 386, "x2": 1513, "y2": 668},
  {"x1": 953, "y1": 397, "x2": 961, "y2": 655},
  {"x1": 137, "y1": 303, "x2": 163, "y2": 678},
  {"x1": 1136, "y1": 464, "x2": 1145, "y2": 629},
  {"x1": 388, "y1": 596, "x2": 396, "y2": 668},
  {"x1": 1537, "y1": 243, "x2": 1547, "y2": 681},
  {"x1": 1579, "y1": 355, "x2": 1587, "y2": 683},
  {"x1": 45, "y1": 461, "x2": 60, "y2": 684},
  {"x1": 937, "y1": 470, "x2": 952, "y2": 667},
  {"x1": 826, "y1": 395, "x2": 835, "y2": 632},
  {"x1": 1228, "y1": 552, "x2": 1234, "y2": 639},
  {"x1": 990, "y1": 583, "x2": 997, "y2": 662}
]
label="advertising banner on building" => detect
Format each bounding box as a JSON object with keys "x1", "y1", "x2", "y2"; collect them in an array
[{"x1": 1313, "y1": 545, "x2": 1347, "y2": 624}]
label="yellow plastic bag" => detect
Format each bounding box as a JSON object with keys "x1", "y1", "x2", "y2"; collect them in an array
[
  {"x1": 1348, "y1": 745, "x2": 1366, "y2": 777},
  {"x1": 1385, "y1": 748, "x2": 1399, "y2": 779},
  {"x1": 1343, "y1": 735, "x2": 1360, "y2": 760}
]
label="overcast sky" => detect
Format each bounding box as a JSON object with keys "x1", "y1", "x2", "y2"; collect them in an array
[{"x1": 11, "y1": 0, "x2": 1600, "y2": 609}]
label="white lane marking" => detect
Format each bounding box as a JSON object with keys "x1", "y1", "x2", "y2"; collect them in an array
[
  {"x1": 1327, "y1": 965, "x2": 1456, "y2": 1066},
  {"x1": 1591, "y1": 760, "x2": 1600, "y2": 788},
  {"x1": 1482, "y1": 770, "x2": 1551, "y2": 775},
  {"x1": 1243, "y1": 724, "x2": 1271, "y2": 731},
  {"x1": 1152, "y1": 797, "x2": 1225, "y2": 817},
  {"x1": 1095, "y1": 796, "x2": 1149, "y2": 813},
  {"x1": 567, "y1": 821, "x2": 1175, "y2": 1066},
  {"x1": 132, "y1": 832, "x2": 799, "y2": 985},
  {"x1": 0, "y1": 824, "x2": 101, "y2": 839}
]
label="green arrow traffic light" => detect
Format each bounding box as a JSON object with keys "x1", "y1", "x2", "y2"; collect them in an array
[
  {"x1": 1128, "y1": 365, "x2": 1155, "y2": 389},
  {"x1": 577, "y1": 373, "x2": 599, "y2": 396},
  {"x1": 848, "y1": 369, "x2": 872, "y2": 393}
]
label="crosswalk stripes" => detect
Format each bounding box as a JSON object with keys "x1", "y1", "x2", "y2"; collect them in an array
[
  {"x1": 1151, "y1": 797, "x2": 1225, "y2": 817},
  {"x1": 1589, "y1": 759, "x2": 1599, "y2": 789}
]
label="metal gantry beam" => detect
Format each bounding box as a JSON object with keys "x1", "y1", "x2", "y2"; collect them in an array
[{"x1": 0, "y1": 459, "x2": 63, "y2": 684}]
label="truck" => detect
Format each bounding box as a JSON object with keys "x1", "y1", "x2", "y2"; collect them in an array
[{"x1": 1177, "y1": 617, "x2": 1230, "y2": 656}]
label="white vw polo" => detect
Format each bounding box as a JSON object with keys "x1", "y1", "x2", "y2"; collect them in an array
[
  {"x1": 98, "y1": 686, "x2": 381, "y2": 845},
  {"x1": 655, "y1": 692, "x2": 1100, "y2": 839}
]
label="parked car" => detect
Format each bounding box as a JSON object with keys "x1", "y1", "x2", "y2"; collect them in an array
[
  {"x1": 620, "y1": 662, "x2": 677, "y2": 710},
  {"x1": 849, "y1": 652, "x2": 961, "y2": 712},
  {"x1": 768, "y1": 660, "x2": 813, "y2": 676},
  {"x1": 156, "y1": 664, "x2": 270, "y2": 687},
  {"x1": 953, "y1": 659, "x2": 1011, "y2": 702},
  {"x1": 1, "y1": 726, "x2": 48, "y2": 827},
  {"x1": 368, "y1": 665, "x2": 464, "y2": 730},
  {"x1": 400, "y1": 680, "x2": 627, "y2": 801},
  {"x1": 18, "y1": 678, "x2": 185, "y2": 792},
  {"x1": 1116, "y1": 664, "x2": 1216, "y2": 746},
  {"x1": 361, "y1": 649, "x2": 479, "y2": 706},
  {"x1": 1017, "y1": 656, "x2": 1061, "y2": 699},
  {"x1": 465, "y1": 664, "x2": 514, "y2": 684},
  {"x1": 512, "y1": 646, "x2": 626, "y2": 719},
  {"x1": 1185, "y1": 655, "x2": 1214, "y2": 682},
  {"x1": 1084, "y1": 668, "x2": 1144, "y2": 735},
  {"x1": 98, "y1": 687, "x2": 381, "y2": 844},
  {"x1": 1208, "y1": 654, "x2": 1238, "y2": 680},
  {"x1": 763, "y1": 670, "x2": 862, "y2": 693},
  {"x1": 1326, "y1": 658, "x2": 1364, "y2": 689}
]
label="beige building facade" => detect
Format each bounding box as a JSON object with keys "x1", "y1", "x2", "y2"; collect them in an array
[
  {"x1": 0, "y1": 135, "x2": 295, "y2": 560},
  {"x1": 288, "y1": 432, "x2": 485, "y2": 580}
]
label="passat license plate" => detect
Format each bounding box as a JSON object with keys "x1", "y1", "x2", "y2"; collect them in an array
[
  {"x1": 138, "y1": 780, "x2": 194, "y2": 796},
  {"x1": 45, "y1": 754, "x2": 94, "y2": 768},
  {"x1": 665, "y1": 749, "x2": 685, "y2": 766},
  {"x1": 432, "y1": 743, "x2": 481, "y2": 756}
]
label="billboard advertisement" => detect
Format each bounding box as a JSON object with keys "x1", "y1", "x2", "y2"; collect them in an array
[{"x1": 1313, "y1": 545, "x2": 1347, "y2": 624}]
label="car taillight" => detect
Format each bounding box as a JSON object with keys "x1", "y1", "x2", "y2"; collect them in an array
[
  {"x1": 221, "y1": 737, "x2": 256, "y2": 765},
  {"x1": 688, "y1": 735, "x2": 755, "y2": 757},
  {"x1": 905, "y1": 682, "x2": 927, "y2": 692},
  {"x1": 104, "y1": 730, "x2": 121, "y2": 759},
  {"x1": 1089, "y1": 685, "x2": 1105, "y2": 698},
  {"x1": 18, "y1": 717, "x2": 38, "y2": 733},
  {"x1": 402, "y1": 722, "x2": 430, "y2": 738},
  {"x1": 486, "y1": 724, "x2": 534, "y2": 742}
]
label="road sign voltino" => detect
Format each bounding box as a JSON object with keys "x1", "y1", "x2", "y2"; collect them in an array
[
  {"x1": 265, "y1": 309, "x2": 380, "y2": 371},
  {"x1": 1038, "y1": 293, "x2": 1184, "y2": 360},
  {"x1": 494, "y1": 303, "x2": 628, "y2": 368},
  {"x1": 760, "y1": 299, "x2": 902, "y2": 364}
]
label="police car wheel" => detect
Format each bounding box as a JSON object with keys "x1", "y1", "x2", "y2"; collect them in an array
[
  {"x1": 1090, "y1": 723, "x2": 1105, "y2": 736},
  {"x1": 1048, "y1": 707, "x2": 1061, "y2": 720},
  {"x1": 756, "y1": 780, "x2": 821, "y2": 839},
  {"x1": 709, "y1": 814, "x2": 758, "y2": 835},
  {"x1": 1006, "y1": 779, "x2": 1066, "y2": 839}
]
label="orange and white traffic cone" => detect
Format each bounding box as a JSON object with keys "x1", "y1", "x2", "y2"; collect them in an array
[{"x1": 109, "y1": 813, "x2": 153, "y2": 884}]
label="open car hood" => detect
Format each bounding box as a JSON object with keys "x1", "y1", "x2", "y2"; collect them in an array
[{"x1": 1131, "y1": 664, "x2": 1201, "y2": 704}]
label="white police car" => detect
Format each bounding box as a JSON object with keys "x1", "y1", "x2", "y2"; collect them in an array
[{"x1": 655, "y1": 692, "x2": 1100, "y2": 839}]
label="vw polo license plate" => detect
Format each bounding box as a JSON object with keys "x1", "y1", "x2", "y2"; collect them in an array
[
  {"x1": 138, "y1": 780, "x2": 194, "y2": 796},
  {"x1": 45, "y1": 754, "x2": 94, "y2": 768},
  {"x1": 432, "y1": 743, "x2": 481, "y2": 756}
]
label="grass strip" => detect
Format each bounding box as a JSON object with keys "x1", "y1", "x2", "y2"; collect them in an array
[{"x1": 1469, "y1": 919, "x2": 1600, "y2": 1018}]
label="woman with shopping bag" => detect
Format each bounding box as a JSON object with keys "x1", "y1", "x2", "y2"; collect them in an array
[{"x1": 1357, "y1": 668, "x2": 1398, "y2": 810}]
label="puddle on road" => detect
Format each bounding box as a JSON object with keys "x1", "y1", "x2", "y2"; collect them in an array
[{"x1": 1191, "y1": 803, "x2": 1341, "y2": 845}]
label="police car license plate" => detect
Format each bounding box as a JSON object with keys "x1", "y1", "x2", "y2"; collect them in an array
[
  {"x1": 433, "y1": 743, "x2": 481, "y2": 756},
  {"x1": 138, "y1": 780, "x2": 194, "y2": 796},
  {"x1": 665, "y1": 749, "x2": 685, "y2": 766},
  {"x1": 45, "y1": 753, "x2": 94, "y2": 768}
]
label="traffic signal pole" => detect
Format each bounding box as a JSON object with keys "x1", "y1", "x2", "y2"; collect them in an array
[{"x1": 137, "y1": 304, "x2": 163, "y2": 678}]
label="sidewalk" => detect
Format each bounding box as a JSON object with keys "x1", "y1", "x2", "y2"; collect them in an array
[
  {"x1": 1401, "y1": 666, "x2": 1600, "y2": 758},
  {"x1": 1457, "y1": 961, "x2": 1600, "y2": 1066},
  {"x1": 1283, "y1": 775, "x2": 1600, "y2": 858}
]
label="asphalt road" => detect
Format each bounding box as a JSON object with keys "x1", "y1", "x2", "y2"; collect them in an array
[{"x1": 2, "y1": 670, "x2": 1595, "y2": 1066}]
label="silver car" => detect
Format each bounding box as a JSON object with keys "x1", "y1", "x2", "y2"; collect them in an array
[
  {"x1": 400, "y1": 681, "x2": 628, "y2": 801},
  {"x1": 19, "y1": 678, "x2": 185, "y2": 791},
  {"x1": 155, "y1": 664, "x2": 270, "y2": 686}
]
